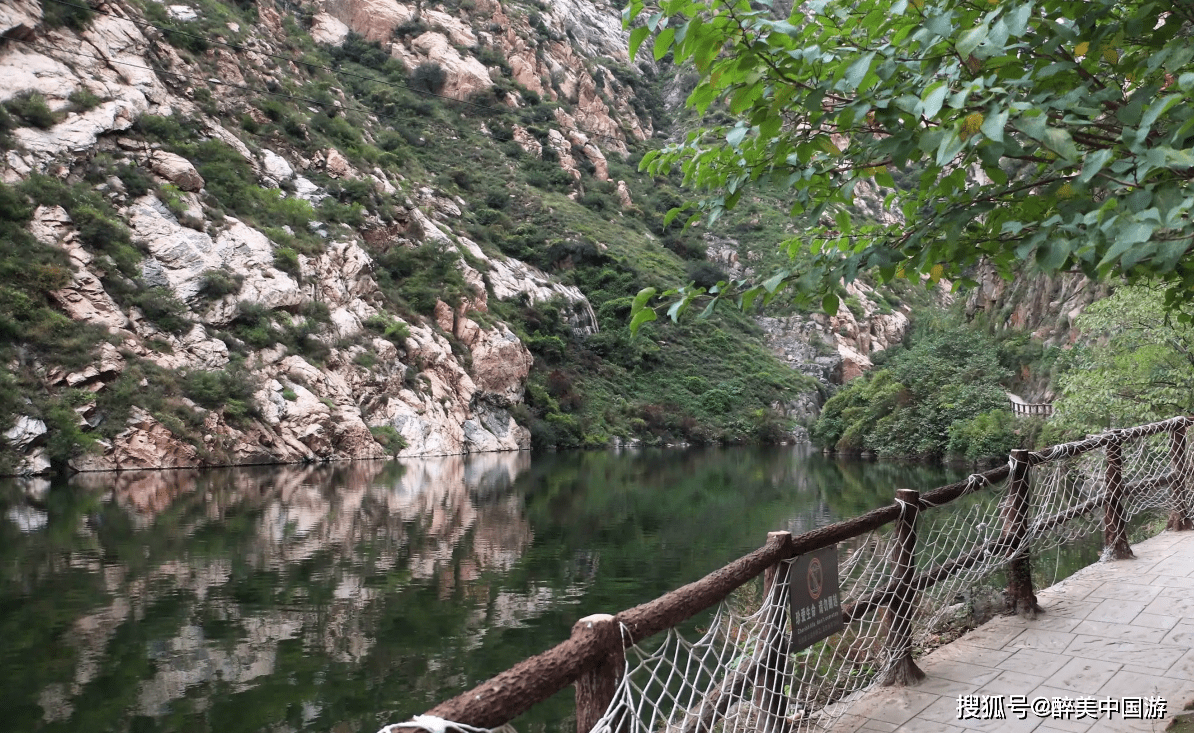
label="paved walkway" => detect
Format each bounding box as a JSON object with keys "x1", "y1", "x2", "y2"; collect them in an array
[{"x1": 831, "y1": 530, "x2": 1194, "y2": 732}]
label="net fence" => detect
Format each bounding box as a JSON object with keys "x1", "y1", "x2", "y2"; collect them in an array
[{"x1": 388, "y1": 417, "x2": 1194, "y2": 733}]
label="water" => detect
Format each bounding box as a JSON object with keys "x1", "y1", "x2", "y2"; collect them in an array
[{"x1": 0, "y1": 447, "x2": 1108, "y2": 733}]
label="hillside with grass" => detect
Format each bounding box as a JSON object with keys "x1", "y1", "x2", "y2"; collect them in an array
[{"x1": 1, "y1": 0, "x2": 926, "y2": 475}]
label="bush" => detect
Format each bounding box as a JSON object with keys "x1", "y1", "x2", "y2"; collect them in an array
[
  {"x1": 134, "y1": 114, "x2": 201, "y2": 144},
  {"x1": 364, "y1": 313, "x2": 411, "y2": 343},
  {"x1": 199, "y1": 270, "x2": 244, "y2": 300},
  {"x1": 392, "y1": 18, "x2": 429, "y2": 39},
  {"x1": 184, "y1": 361, "x2": 258, "y2": 424},
  {"x1": 42, "y1": 0, "x2": 94, "y2": 29},
  {"x1": 18, "y1": 175, "x2": 142, "y2": 278},
  {"x1": 579, "y1": 191, "x2": 609, "y2": 212},
  {"x1": 273, "y1": 246, "x2": 301, "y2": 278},
  {"x1": 811, "y1": 318, "x2": 1013, "y2": 459},
  {"x1": 67, "y1": 88, "x2": 103, "y2": 113},
  {"x1": 231, "y1": 301, "x2": 279, "y2": 348},
  {"x1": 72, "y1": 205, "x2": 129, "y2": 249},
  {"x1": 410, "y1": 62, "x2": 447, "y2": 94},
  {"x1": 4, "y1": 92, "x2": 56, "y2": 129},
  {"x1": 115, "y1": 164, "x2": 154, "y2": 197},
  {"x1": 372, "y1": 242, "x2": 470, "y2": 316},
  {"x1": 332, "y1": 33, "x2": 392, "y2": 70},
  {"x1": 370, "y1": 424, "x2": 407, "y2": 455},
  {"x1": 132, "y1": 287, "x2": 190, "y2": 334},
  {"x1": 946, "y1": 409, "x2": 1020, "y2": 462},
  {"x1": 685, "y1": 261, "x2": 728, "y2": 290}
]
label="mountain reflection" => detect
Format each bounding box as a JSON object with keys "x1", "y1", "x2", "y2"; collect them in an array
[{"x1": 3, "y1": 453, "x2": 555, "y2": 731}]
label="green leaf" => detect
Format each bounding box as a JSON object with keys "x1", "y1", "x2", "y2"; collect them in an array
[
  {"x1": 1098, "y1": 223, "x2": 1155, "y2": 268},
  {"x1": 956, "y1": 23, "x2": 988, "y2": 56},
  {"x1": 1042, "y1": 128, "x2": 1079, "y2": 162},
  {"x1": 980, "y1": 109, "x2": 1008, "y2": 143},
  {"x1": 629, "y1": 27, "x2": 650, "y2": 61},
  {"x1": 741, "y1": 286, "x2": 762, "y2": 312},
  {"x1": 629, "y1": 306, "x2": 657, "y2": 335},
  {"x1": 845, "y1": 52, "x2": 875, "y2": 90},
  {"x1": 653, "y1": 28, "x2": 676, "y2": 61},
  {"x1": 666, "y1": 297, "x2": 687, "y2": 321},
  {"x1": 631, "y1": 287, "x2": 657, "y2": 316},
  {"x1": 925, "y1": 13, "x2": 953, "y2": 38},
  {"x1": 726, "y1": 125, "x2": 748, "y2": 147},
  {"x1": 921, "y1": 82, "x2": 947, "y2": 120},
  {"x1": 1007, "y1": 2, "x2": 1032, "y2": 36},
  {"x1": 822, "y1": 292, "x2": 839, "y2": 315},
  {"x1": 1077, "y1": 149, "x2": 1114, "y2": 184}
]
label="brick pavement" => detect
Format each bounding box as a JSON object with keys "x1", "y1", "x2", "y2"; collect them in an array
[{"x1": 828, "y1": 530, "x2": 1194, "y2": 732}]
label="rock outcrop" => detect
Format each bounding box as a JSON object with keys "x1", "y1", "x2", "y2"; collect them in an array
[
  {"x1": 0, "y1": 0, "x2": 637, "y2": 474},
  {"x1": 755, "y1": 281, "x2": 912, "y2": 420},
  {"x1": 964, "y1": 262, "x2": 1106, "y2": 346}
]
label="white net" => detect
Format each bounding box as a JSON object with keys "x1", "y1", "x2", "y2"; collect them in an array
[{"x1": 390, "y1": 417, "x2": 1194, "y2": 733}]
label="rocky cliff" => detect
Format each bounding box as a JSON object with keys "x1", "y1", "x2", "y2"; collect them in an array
[
  {"x1": 1, "y1": 0, "x2": 828, "y2": 475},
  {"x1": 0, "y1": 0, "x2": 634, "y2": 474}
]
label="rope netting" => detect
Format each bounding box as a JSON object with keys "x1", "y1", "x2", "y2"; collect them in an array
[{"x1": 388, "y1": 417, "x2": 1194, "y2": 733}]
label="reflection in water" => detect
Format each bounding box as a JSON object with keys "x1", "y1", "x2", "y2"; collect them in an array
[{"x1": 0, "y1": 448, "x2": 1006, "y2": 733}]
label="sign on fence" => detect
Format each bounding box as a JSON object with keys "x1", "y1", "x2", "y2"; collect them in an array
[{"x1": 789, "y1": 545, "x2": 843, "y2": 650}]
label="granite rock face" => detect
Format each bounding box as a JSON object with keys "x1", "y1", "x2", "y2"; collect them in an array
[{"x1": 0, "y1": 0, "x2": 646, "y2": 474}]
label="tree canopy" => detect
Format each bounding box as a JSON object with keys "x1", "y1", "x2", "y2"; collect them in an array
[
  {"x1": 810, "y1": 320, "x2": 1014, "y2": 459},
  {"x1": 1049, "y1": 285, "x2": 1194, "y2": 434},
  {"x1": 625, "y1": 0, "x2": 1194, "y2": 330}
]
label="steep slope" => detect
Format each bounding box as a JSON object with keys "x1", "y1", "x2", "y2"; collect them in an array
[{"x1": 0, "y1": 0, "x2": 819, "y2": 475}]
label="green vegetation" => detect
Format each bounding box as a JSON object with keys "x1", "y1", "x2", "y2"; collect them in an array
[
  {"x1": 221, "y1": 301, "x2": 330, "y2": 364},
  {"x1": 372, "y1": 242, "x2": 471, "y2": 317},
  {"x1": 370, "y1": 424, "x2": 407, "y2": 454},
  {"x1": 1047, "y1": 286, "x2": 1194, "y2": 439},
  {"x1": 811, "y1": 313, "x2": 1026, "y2": 461},
  {"x1": 183, "y1": 361, "x2": 258, "y2": 424},
  {"x1": 0, "y1": 180, "x2": 107, "y2": 472},
  {"x1": 199, "y1": 270, "x2": 244, "y2": 300},
  {"x1": 3, "y1": 92, "x2": 56, "y2": 129},
  {"x1": 41, "y1": 0, "x2": 95, "y2": 30},
  {"x1": 66, "y1": 88, "x2": 103, "y2": 114},
  {"x1": 0, "y1": 176, "x2": 260, "y2": 471},
  {"x1": 629, "y1": 0, "x2": 1194, "y2": 324},
  {"x1": 363, "y1": 313, "x2": 411, "y2": 343},
  {"x1": 2, "y1": 0, "x2": 949, "y2": 466}
]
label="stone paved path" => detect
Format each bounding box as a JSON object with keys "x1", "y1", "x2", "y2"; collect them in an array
[{"x1": 829, "y1": 529, "x2": 1194, "y2": 732}]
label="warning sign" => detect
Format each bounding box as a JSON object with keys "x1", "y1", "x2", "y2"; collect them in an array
[{"x1": 788, "y1": 545, "x2": 843, "y2": 650}]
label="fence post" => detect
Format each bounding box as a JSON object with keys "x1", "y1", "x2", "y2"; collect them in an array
[
  {"x1": 879, "y1": 489, "x2": 925, "y2": 686},
  {"x1": 1168, "y1": 423, "x2": 1193, "y2": 531},
  {"x1": 756, "y1": 532, "x2": 793, "y2": 733},
  {"x1": 1104, "y1": 436, "x2": 1134, "y2": 560},
  {"x1": 1004, "y1": 449, "x2": 1041, "y2": 617},
  {"x1": 574, "y1": 614, "x2": 623, "y2": 733}
]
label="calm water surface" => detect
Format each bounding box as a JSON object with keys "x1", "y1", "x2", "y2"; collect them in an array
[{"x1": 0, "y1": 447, "x2": 1103, "y2": 733}]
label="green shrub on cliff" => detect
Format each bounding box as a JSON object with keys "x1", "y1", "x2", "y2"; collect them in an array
[{"x1": 812, "y1": 318, "x2": 1014, "y2": 460}]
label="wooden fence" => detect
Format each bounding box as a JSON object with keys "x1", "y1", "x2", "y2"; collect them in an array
[
  {"x1": 1006, "y1": 392, "x2": 1054, "y2": 417},
  {"x1": 395, "y1": 416, "x2": 1193, "y2": 733}
]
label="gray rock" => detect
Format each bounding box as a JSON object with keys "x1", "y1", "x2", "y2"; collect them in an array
[{"x1": 4, "y1": 415, "x2": 47, "y2": 450}]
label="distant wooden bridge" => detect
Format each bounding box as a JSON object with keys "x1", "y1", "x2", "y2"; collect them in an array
[{"x1": 1007, "y1": 391, "x2": 1053, "y2": 417}]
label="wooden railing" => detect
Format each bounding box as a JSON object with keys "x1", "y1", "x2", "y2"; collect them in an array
[
  {"x1": 1007, "y1": 392, "x2": 1054, "y2": 417},
  {"x1": 395, "y1": 416, "x2": 1194, "y2": 733}
]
